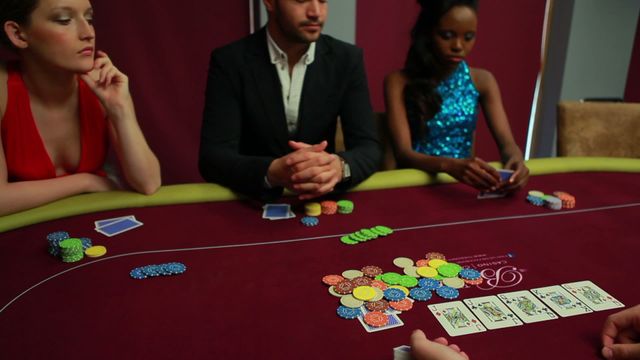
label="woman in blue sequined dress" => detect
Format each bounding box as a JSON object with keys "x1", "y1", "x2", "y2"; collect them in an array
[{"x1": 385, "y1": 0, "x2": 529, "y2": 192}]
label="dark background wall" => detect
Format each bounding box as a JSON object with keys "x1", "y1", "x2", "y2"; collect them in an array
[{"x1": 625, "y1": 17, "x2": 640, "y2": 102}]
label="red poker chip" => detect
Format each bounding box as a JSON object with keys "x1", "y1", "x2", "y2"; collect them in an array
[
  {"x1": 364, "y1": 311, "x2": 389, "y2": 327},
  {"x1": 415, "y1": 259, "x2": 430, "y2": 267},
  {"x1": 351, "y1": 276, "x2": 372, "y2": 287},
  {"x1": 365, "y1": 299, "x2": 389, "y2": 312},
  {"x1": 370, "y1": 280, "x2": 388, "y2": 290},
  {"x1": 361, "y1": 265, "x2": 383, "y2": 278},
  {"x1": 425, "y1": 252, "x2": 446, "y2": 261},
  {"x1": 320, "y1": 201, "x2": 338, "y2": 215},
  {"x1": 464, "y1": 277, "x2": 484, "y2": 285},
  {"x1": 389, "y1": 298, "x2": 413, "y2": 311},
  {"x1": 334, "y1": 280, "x2": 355, "y2": 295},
  {"x1": 322, "y1": 274, "x2": 345, "y2": 286}
]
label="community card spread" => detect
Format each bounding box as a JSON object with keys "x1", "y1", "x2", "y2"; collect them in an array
[
  {"x1": 357, "y1": 306, "x2": 404, "y2": 333},
  {"x1": 530, "y1": 285, "x2": 593, "y2": 317},
  {"x1": 561, "y1": 281, "x2": 624, "y2": 311},
  {"x1": 94, "y1": 215, "x2": 135, "y2": 228},
  {"x1": 498, "y1": 290, "x2": 558, "y2": 323},
  {"x1": 464, "y1": 295, "x2": 523, "y2": 330},
  {"x1": 428, "y1": 301, "x2": 487, "y2": 336},
  {"x1": 95, "y1": 217, "x2": 143, "y2": 237},
  {"x1": 262, "y1": 204, "x2": 295, "y2": 220}
]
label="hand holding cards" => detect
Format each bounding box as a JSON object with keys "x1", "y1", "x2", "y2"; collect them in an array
[{"x1": 477, "y1": 169, "x2": 514, "y2": 199}]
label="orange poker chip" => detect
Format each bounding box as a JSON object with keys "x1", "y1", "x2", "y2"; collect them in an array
[
  {"x1": 365, "y1": 299, "x2": 390, "y2": 312},
  {"x1": 415, "y1": 259, "x2": 430, "y2": 267},
  {"x1": 364, "y1": 311, "x2": 389, "y2": 327},
  {"x1": 464, "y1": 277, "x2": 484, "y2": 286},
  {"x1": 370, "y1": 280, "x2": 388, "y2": 290},
  {"x1": 389, "y1": 298, "x2": 414, "y2": 311},
  {"x1": 352, "y1": 276, "x2": 373, "y2": 287},
  {"x1": 425, "y1": 252, "x2": 446, "y2": 261},
  {"x1": 322, "y1": 274, "x2": 345, "y2": 286},
  {"x1": 320, "y1": 201, "x2": 338, "y2": 215},
  {"x1": 334, "y1": 280, "x2": 355, "y2": 295}
]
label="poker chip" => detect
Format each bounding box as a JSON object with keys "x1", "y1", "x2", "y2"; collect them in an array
[
  {"x1": 374, "y1": 226, "x2": 393, "y2": 235},
  {"x1": 442, "y1": 277, "x2": 465, "y2": 289},
  {"x1": 389, "y1": 298, "x2": 414, "y2": 311},
  {"x1": 389, "y1": 285, "x2": 410, "y2": 296},
  {"x1": 383, "y1": 288, "x2": 406, "y2": 301},
  {"x1": 380, "y1": 272, "x2": 402, "y2": 285},
  {"x1": 464, "y1": 277, "x2": 484, "y2": 286},
  {"x1": 418, "y1": 278, "x2": 442, "y2": 290},
  {"x1": 528, "y1": 190, "x2": 545, "y2": 198},
  {"x1": 458, "y1": 268, "x2": 481, "y2": 280},
  {"x1": 425, "y1": 252, "x2": 446, "y2": 261},
  {"x1": 142, "y1": 265, "x2": 162, "y2": 277},
  {"x1": 84, "y1": 245, "x2": 107, "y2": 258},
  {"x1": 340, "y1": 295, "x2": 364, "y2": 308},
  {"x1": 543, "y1": 195, "x2": 562, "y2": 210},
  {"x1": 364, "y1": 311, "x2": 389, "y2": 327},
  {"x1": 301, "y1": 216, "x2": 319, "y2": 226},
  {"x1": 427, "y1": 259, "x2": 447, "y2": 269},
  {"x1": 415, "y1": 259, "x2": 431, "y2": 267},
  {"x1": 131, "y1": 262, "x2": 186, "y2": 280},
  {"x1": 357, "y1": 229, "x2": 378, "y2": 240},
  {"x1": 59, "y1": 238, "x2": 84, "y2": 263},
  {"x1": 554, "y1": 191, "x2": 576, "y2": 209},
  {"x1": 328, "y1": 286, "x2": 345, "y2": 297},
  {"x1": 398, "y1": 275, "x2": 419, "y2": 288},
  {"x1": 130, "y1": 268, "x2": 147, "y2": 280},
  {"x1": 416, "y1": 266, "x2": 438, "y2": 278},
  {"x1": 361, "y1": 265, "x2": 383, "y2": 278},
  {"x1": 370, "y1": 287, "x2": 385, "y2": 301},
  {"x1": 393, "y1": 257, "x2": 414, "y2": 268},
  {"x1": 322, "y1": 274, "x2": 345, "y2": 286},
  {"x1": 79, "y1": 237, "x2": 93, "y2": 251},
  {"x1": 337, "y1": 305, "x2": 361, "y2": 320},
  {"x1": 352, "y1": 276, "x2": 372, "y2": 287},
  {"x1": 336, "y1": 200, "x2": 354, "y2": 214},
  {"x1": 403, "y1": 266, "x2": 419, "y2": 278},
  {"x1": 437, "y1": 263, "x2": 462, "y2": 278},
  {"x1": 334, "y1": 280, "x2": 355, "y2": 295},
  {"x1": 340, "y1": 236, "x2": 359, "y2": 245},
  {"x1": 304, "y1": 202, "x2": 322, "y2": 216},
  {"x1": 526, "y1": 194, "x2": 545, "y2": 206},
  {"x1": 342, "y1": 269, "x2": 364, "y2": 279},
  {"x1": 409, "y1": 287, "x2": 433, "y2": 301},
  {"x1": 365, "y1": 299, "x2": 389, "y2": 312},
  {"x1": 352, "y1": 286, "x2": 376, "y2": 301},
  {"x1": 164, "y1": 262, "x2": 187, "y2": 274},
  {"x1": 436, "y1": 286, "x2": 459, "y2": 300},
  {"x1": 339, "y1": 225, "x2": 394, "y2": 245},
  {"x1": 47, "y1": 231, "x2": 70, "y2": 258},
  {"x1": 348, "y1": 233, "x2": 368, "y2": 242},
  {"x1": 320, "y1": 200, "x2": 338, "y2": 215},
  {"x1": 370, "y1": 280, "x2": 388, "y2": 290}
]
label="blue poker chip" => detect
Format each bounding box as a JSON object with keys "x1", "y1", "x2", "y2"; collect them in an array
[
  {"x1": 336, "y1": 305, "x2": 361, "y2": 319},
  {"x1": 436, "y1": 286, "x2": 459, "y2": 300},
  {"x1": 162, "y1": 262, "x2": 187, "y2": 275},
  {"x1": 458, "y1": 268, "x2": 481, "y2": 280},
  {"x1": 130, "y1": 268, "x2": 147, "y2": 280},
  {"x1": 409, "y1": 287, "x2": 432, "y2": 301},
  {"x1": 383, "y1": 288, "x2": 406, "y2": 301},
  {"x1": 419, "y1": 278, "x2": 441, "y2": 290},
  {"x1": 47, "y1": 231, "x2": 69, "y2": 243},
  {"x1": 526, "y1": 195, "x2": 544, "y2": 206},
  {"x1": 300, "y1": 216, "x2": 319, "y2": 227},
  {"x1": 80, "y1": 237, "x2": 93, "y2": 251},
  {"x1": 142, "y1": 265, "x2": 162, "y2": 277}
]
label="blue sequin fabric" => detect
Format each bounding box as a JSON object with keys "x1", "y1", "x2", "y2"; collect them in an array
[{"x1": 413, "y1": 61, "x2": 479, "y2": 159}]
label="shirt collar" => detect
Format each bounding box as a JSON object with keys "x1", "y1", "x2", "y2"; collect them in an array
[{"x1": 266, "y1": 29, "x2": 316, "y2": 66}]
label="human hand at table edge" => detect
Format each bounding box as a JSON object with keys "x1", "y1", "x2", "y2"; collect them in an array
[
  {"x1": 601, "y1": 304, "x2": 640, "y2": 360},
  {"x1": 499, "y1": 156, "x2": 529, "y2": 192},
  {"x1": 443, "y1": 157, "x2": 500, "y2": 191},
  {"x1": 410, "y1": 329, "x2": 470, "y2": 360}
]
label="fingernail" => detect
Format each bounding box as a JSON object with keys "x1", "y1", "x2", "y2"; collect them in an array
[{"x1": 602, "y1": 347, "x2": 613, "y2": 359}]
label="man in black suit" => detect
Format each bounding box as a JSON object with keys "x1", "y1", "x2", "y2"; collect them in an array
[{"x1": 199, "y1": 0, "x2": 381, "y2": 200}]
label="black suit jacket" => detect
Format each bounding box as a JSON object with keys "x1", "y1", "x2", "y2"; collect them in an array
[{"x1": 199, "y1": 28, "x2": 381, "y2": 199}]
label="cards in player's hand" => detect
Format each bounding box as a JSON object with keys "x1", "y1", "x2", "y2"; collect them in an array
[
  {"x1": 393, "y1": 345, "x2": 412, "y2": 360},
  {"x1": 357, "y1": 306, "x2": 404, "y2": 333},
  {"x1": 464, "y1": 295, "x2": 523, "y2": 329},
  {"x1": 530, "y1": 285, "x2": 593, "y2": 317},
  {"x1": 95, "y1": 216, "x2": 143, "y2": 237},
  {"x1": 562, "y1": 281, "x2": 624, "y2": 311},
  {"x1": 428, "y1": 301, "x2": 487, "y2": 336},
  {"x1": 498, "y1": 169, "x2": 514, "y2": 182},
  {"x1": 262, "y1": 204, "x2": 295, "y2": 220},
  {"x1": 477, "y1": 169, "x2": 514, "y2": 199},
  {"x1": 498, "y1": 290, "x2": 558, "y2": 323}
]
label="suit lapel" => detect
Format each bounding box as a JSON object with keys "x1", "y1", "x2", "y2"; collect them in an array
[
  {"x1": 247, "y1": 29, "x2": 289, "y2": 151},
  {"x1": 297, "y1": 37, "x2": 332, "y2": 141}
]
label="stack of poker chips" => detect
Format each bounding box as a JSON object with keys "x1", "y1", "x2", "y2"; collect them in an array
[
  {"x1": 543, "y1": 195, "x2": 562, "y2": 210},
  {"x1": 47, "y1": 231, "x2": 70, "y2": 257},
  {"x1": 340, "y1": 225, "x2": 393, "y2": 245},
  {"x1": 526, "y1": 190, "x2": 545, "y2": 207},
  {"x1": 59, "y1": 238, "x2": 84, "y2": 263},
  {"x1": 304, "y1": 202, "x2": 322, "y2": 216},
  {"x1": 336, "y1": 200, "x2": 354, "y2": 214},
  {"x1": 129, "y1": 262, "x2": 187, "y2": 280},
  {"x1": 300, "y1": 216, "x2": 320, "y2": 227},
  {"x1": 553, "y1": 191, "x2": 576, "y2": 209},
  {"x1": 320, "y1": 200, "x2": 338, "y2": 215}
]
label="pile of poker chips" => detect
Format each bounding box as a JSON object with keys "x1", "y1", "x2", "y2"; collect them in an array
[
  {"x1": 305, "y1": 202, "x2": 322, "y2": 216},
  {"x1": 47, "y1": 231, "x2": 106, "y2": 262},
  {"x1": 47, "y1": 231, "x2": 70, "y2": 257},
  {"x1": 300, "y1": 216, "x2": 320, "y2": 227},
  {"x1": 59, "y1": 238, "x2": 84, "y2": 263},
  {"x1": 340, "y1": 225, "x2": 393, "y2": 245},
  {"x1": 323, "y1": 252, "x2": 484, "y2": 329},
  {"x1": 304, "y1": 200, "x2": 354, "y2": 216},
  {"x1": 527, "y1": 190, "x2": 576, "y2": 210},
  {"x1": 129, "y1": 262, "x2": 187, "y2": 280},
  {"x1": 320, "y1": 200, "x2": 338, "y2": 215},
  {"x1": 336, "y1": 200, "x2": 354, "y2": 214}
]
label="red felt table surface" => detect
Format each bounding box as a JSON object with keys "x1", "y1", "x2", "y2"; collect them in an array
[{"x1": 1, "y1": 172, "x2": 639, "y2": 360}]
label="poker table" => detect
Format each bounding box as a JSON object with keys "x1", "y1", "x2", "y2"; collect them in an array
[{"x1": 1, "y1": 157, "x2": 639, "y2": 360}]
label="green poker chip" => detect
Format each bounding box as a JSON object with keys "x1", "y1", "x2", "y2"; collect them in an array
[
  {"x1": 437, "y1": 263, "x2": 462, "y2": 278},
  {"x1": 349, "y1": 233, "x2": 368, "y2": 242},
  {"x1": 358, "y1": 229, "x2": 378, "y2": 240},
  {"x1": 374, "y1": 225, "x2": 393, "y2": 235},
  {"x1": 340, "y1": 236, "x2": 359, "y2": 245},
  {"x1": 336, "y1": 200, "x2": 354, "y2": 214},
  {"x1": 398, "y1": 275, "x2": 419, "y2": 288},
  {"x1": 381, "y1": 272, "x2": 402, "y2": 285}
]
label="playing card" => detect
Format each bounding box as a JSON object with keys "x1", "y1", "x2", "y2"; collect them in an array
[
  {"x1": 498, "y1": 290, "x2": 558, "y2": 323},
  {"x1": 262, "y1": 204, "x2": 295, "y2": 220},
  {"x1": 498, "y1": 169, "x2": 515, "y2": 182},
  {"x1": 531, "y1": 285, "x2": 593, "y2": 317},
  {"x1": 94, "y1": 215, "x2": 134, "y2": 228},
  {"x1": 95, "y1": 217, "x2": 143, "y2": 237},
  {"x1": 464, "y1": 295, "x2": 523, "y2": 329},
  {"x1": 393, "y1": 345, "x2": 412, "y2": 360},
  {"x1": 477, "y1": 191, "x2": 507, "y2": 199},
  {"x1": 561, "y1": 281, "x2": 624, "y2": 311},
  {"x1": 357, "y1": 306, "x2": 405, "y2": 333},
  {"x1": 428, "y1": 301, "x2": 487, "y2": 336}
]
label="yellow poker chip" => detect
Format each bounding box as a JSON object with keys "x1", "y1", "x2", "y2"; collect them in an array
[
  {"x1": 353, "y1": 286, "x2": 376, "y2": 301},
  {"x1": 442, "y1": 277, "x2": 465, "y2": 289},
  {"x1": 416, "y1": 266, "x2": 438, "y2": 278},
  {"x1": 84, "y1": 245, "x2": 106, "y2": 258},
  {"x1": 427, "y1": 259, "x2": 447, "y2": 269},
  {"x1": 388, "y1": 285, "x2": 410, "y2": 296},
  {"x1": 304, "y1": 202, "x2": 322, "y2": 216}
]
